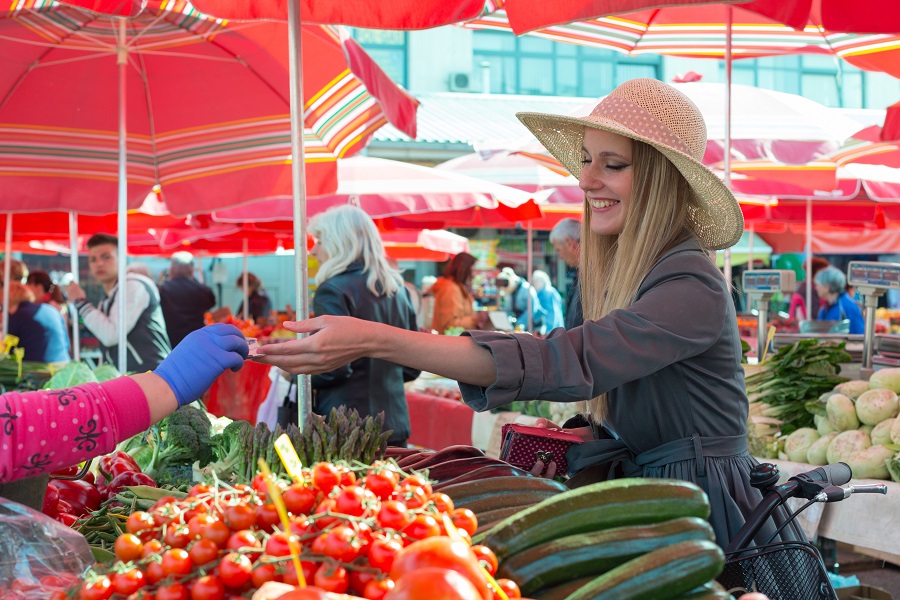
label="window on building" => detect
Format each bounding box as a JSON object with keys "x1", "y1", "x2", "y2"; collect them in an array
[
  {"x1": 473, "y1": 31, "x2": 661, "y2": 97},
  {"x1": 352, "y1": 29, "x2": 408, "y2": 87}
]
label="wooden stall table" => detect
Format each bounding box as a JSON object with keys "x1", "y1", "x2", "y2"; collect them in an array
[
  {"x1": 204, "y1": 361, "x2": 273, "y2": 424},
  {"x1": 406, "y1": 391, "x2": 475, "y2": 450}
]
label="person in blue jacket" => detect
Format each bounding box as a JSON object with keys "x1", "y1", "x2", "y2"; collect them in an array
[{"x1": 815, "y1": 266, "x2": 865, "y2": 334}]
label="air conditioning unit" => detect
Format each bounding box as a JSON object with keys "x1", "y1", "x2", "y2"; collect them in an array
[{"x1": 448, "y1": 72, "x2": 471, "y2": 92}]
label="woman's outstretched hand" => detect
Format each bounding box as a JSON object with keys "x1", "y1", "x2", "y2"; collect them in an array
[{"x1": 255, "y1": 316, "x2": 376, "y2": 375}]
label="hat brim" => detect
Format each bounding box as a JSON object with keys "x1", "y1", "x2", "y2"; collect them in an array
[{"x1": 516, "y1": 111, "x2": 743, "y2": 251}]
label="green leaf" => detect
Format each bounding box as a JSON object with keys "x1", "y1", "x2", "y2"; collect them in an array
[
  {"x1": 92, "y1": 364, "x2": 121, "y2": 382},
  {"x1": 44, "y1": 362, "x2": 98, "y2": 390},
  {"x1": 91, "y1": 546, "x2": 116, "y2": 565}
]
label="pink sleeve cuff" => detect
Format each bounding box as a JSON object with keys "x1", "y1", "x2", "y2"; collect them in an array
[{"x1": 98, "y1": 377, "x2": 151, "y2": 440}]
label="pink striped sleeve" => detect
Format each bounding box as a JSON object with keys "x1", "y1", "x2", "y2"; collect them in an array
[{"x1": 0, "y1": 377, "x2": 151, "y2": 484}]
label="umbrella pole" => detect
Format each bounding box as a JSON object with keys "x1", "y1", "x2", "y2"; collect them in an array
[
  {"x1": 288, "y1": 0, "x2": 312, "y2": 427},
  {"x1": 2, "y1": 214, "x2": 11, "y2": 339},
  {"x1": 722, "y1": 6, "x2": 733, "y2": 290},
  {"x1": 242, "y1": 240, "x2": 249, "y2": 321},
  {"x1": 747, "y1": 223, "x2": 754, "y2": 270},
  {"x1": 115, "y1": 19, "x2": 129, "y2": 373},
  {"x1": 806, "y1": 198, "x2": 813, "y2": 318},
  {"x1": 69, "y1": 212, "x2": 80, "y2": 362},
  {"x1": 526, "y1": 221, "x2": 533, "y2": 332}
]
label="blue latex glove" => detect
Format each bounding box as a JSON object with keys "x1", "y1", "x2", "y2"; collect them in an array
[{"x1": 154, "y1": 323, "x2": 249, "y2": 407}]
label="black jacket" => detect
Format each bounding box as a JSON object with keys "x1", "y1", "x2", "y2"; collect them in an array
[
  {"x1": 565, "y1": 269, "x2": 584, "y2": 330},
  {"x1": 160, "y1": 277, "x2": 217, "y2": 347},
  {"x1": 311, "y1": 262, "x2": 420, "y2": 444}
]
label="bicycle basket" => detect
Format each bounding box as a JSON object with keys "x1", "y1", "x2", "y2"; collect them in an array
[{"x1": 717, "y1": 541, "x2": 837, "y2": 600}]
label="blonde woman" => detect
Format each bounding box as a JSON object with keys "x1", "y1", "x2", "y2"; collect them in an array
[
  {"x1": 307, "y1": 205, "x2": 420, "y2": 446},
  {"x1": 257, "y1": 79, "x2": 795, "y2": 548}
]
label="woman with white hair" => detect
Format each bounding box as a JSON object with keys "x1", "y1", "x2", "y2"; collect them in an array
[
  {"x1": 308, "y1": 205, "x2": 420, "y2": 446},
  {"x1": 814, "y1": 266, "x2": 864, "y2": 334},
  {"x1": 531, "y1": 269, "x2": 564, "y2": 333}
]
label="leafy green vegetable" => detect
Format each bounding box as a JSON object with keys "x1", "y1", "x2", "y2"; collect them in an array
[
  {"x1": 745, "y1": 339, "x2": 851, "y2": 435},
  {"x1": 153, "y1": 464, "x2": 195, "y2": 490},
  {"x1": 44, "y1": 362, "x2": 97, "y2": 390},
  {"x1": 92, "y1": 364, "x2": 121, "y2": 382}
]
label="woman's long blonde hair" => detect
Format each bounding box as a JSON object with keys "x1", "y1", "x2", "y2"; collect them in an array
[
  {"x1": 579, "y1": 139, "x2": 706, "y2": 424},
  {"x1": 310, "y1": 205, "x2": 403, "y2": 297}
]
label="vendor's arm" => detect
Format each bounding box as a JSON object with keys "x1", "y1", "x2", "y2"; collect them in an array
[
  {"x1": 459, "y1": 250, "x2": 728, "y2": 411},
  {"x1": 0, "y1": 324, "x2": 248, "y2": 484},
  {"x1": 309, "y1": 283, "x2": 354, "y2": 389},
  {"x1": 256, "y1": 317, "x2": 497, "y2": 387}
]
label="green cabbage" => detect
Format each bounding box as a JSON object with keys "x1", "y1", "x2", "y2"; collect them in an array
[
  {"x1": 784, "y1": 428, "x2": 820, "y2": 463},
  {"x1": 806, "y1": 433, "x2": 838, "y2": 466},
  {"x1": 855, "y1": 389, "x2": 900, "y2": 426},
  {"x1": 847, "y1": 445, "x2": 893, "y2": 480},
  {"x1": 827, "y1": 430, "x2": 871, "y2": 464},
  {"x1": 827, "y1": 393, "x2": 860, "y2": 432}
]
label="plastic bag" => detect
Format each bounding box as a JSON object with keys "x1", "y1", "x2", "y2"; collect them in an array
[{"x1": 0, "y1": 498, "x2": 93, "y2": 597}]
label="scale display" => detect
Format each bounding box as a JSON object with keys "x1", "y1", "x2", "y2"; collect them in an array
[
  {"x1": 847, "y1": 261, "x2": 900, "y2": 291},
  {"x1": 742, "y1": 270, "x2": 796, "y2": 294}
]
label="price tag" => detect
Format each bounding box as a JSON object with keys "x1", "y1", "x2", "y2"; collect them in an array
[{"x1": 274, "y1": 433, "x2": 304, "y2": 481}]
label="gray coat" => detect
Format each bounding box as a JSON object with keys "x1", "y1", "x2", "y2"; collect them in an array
[{"x1": 460, "y1": 239, "x2": 800, "y2": 547}]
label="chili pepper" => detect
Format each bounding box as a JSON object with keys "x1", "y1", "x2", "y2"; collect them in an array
[
  {"x1": 41, "y1": 484, "x2": 59, "y2": 517},
  {"x1": 103, "y1": 471, "x2": 156, "y2": 501},
  {"x1": 48, "y1": 479, "x2": 102, "y2": 516}
]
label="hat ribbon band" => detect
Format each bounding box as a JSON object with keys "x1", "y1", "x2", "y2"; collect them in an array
[{"x1": 591, "y1": 95, "x2": 694, "y2": 158}]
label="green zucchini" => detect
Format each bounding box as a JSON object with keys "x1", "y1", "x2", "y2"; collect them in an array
[
  {"x1": 499, "y1": 517, "x2": 715, "y2": 596},
  {"x1": 563, "y1": 539, "x2": 725, "y2": 600},
  {"x1": 474, "y1": 505, "x2": 536, "y2": 535},
  {"x1": 460, "y1": 490, "x2": 561, "y2": 515},
  {"x1": 675, "y1": 582, "x2": 735, "y2": 599},
  {"x1": 475, "y1": 478, "x2": 710, "y2": 559}
]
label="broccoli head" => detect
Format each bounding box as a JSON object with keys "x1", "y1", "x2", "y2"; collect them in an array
[
  {"x1": 146, "y1": 405, "x2": 214, "y2": 476},
  {"x1": 203, "y1": 419, "x2": 254, "y2": 483},
  {"x1": 154, "y1": 463, "x2": 195, "y2": 491}
]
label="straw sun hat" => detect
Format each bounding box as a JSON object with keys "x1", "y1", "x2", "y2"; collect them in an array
[{"x1": 516, "y1": 78, "x2": 743, "y2": 251}]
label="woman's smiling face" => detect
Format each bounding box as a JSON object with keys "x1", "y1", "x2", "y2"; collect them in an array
[{"x1": 579, "y1": 128, "x2": 634, "y2": 237}]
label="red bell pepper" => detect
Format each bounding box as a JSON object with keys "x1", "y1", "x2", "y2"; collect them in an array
[
  {"x1": 48, "y1": 479, "x2": 102, "y2": 516},
  {"x1": 104, "y1": 471, "x2": 156, "y2": 501},
  {"x1": 98, "y1": 450, "x2": 142, "y2": 485},
  {"x1": 41, "y1": 484, "x2": 59, "y2": 518},
  {"x1": 55, "y1": 513, "x2": 78, "y2": 527}
]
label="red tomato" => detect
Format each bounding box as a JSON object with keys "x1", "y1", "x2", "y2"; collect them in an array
[
  {"x1": 200, "y1": 521, "x2": 231, "y2": 547},
  {"x1": 164, "y1": 524, "x2": 192, "y2": 549},
  {"x1": 188, "y1": 539, "x2": 220, "y2": 566},
  {"x1": 288, "y1": 516, "x2": 314, "y2": 539},
  {"x1": 125, "y1": 511, "x2": 155, "y2": 535},
  {"x1": 323, "y1": 525, "x2": 362, "y2": 562},
  {"x1": 270, "y1": 589, "x2": 330, "y2": 600},
  {"x1": 312, "y1": 498, "x2": 338, "y2": 529},
  {"x1": 365, "y1": 469, "x2": 399, "y2": 500},
  {"x1": 311, "y1": 463, "x2": 340, "y2": 494},
  {"x1": 364, "y1": 578, "x2": 395, "y2": 600},
  {"x1": 396, "y1": 485, "x2": 429, "y2": 510},
  {"x1": 282, "y1": 483, "x2": 318, "y2": 516},
  {"x1": 141, "y1": 539, "x2": 163, "y2": 558},
  {"x1": 152, "y1": 502, "x2": 183, "y2": 527},
  {"x1": 79, "y1": 577, "x2": 113, "y2": 600},
  {"x1": 223, "y1": 504, "x2": 256, "y2": 531},
  {"x1": 334, "y1": 485, "x2": 366, "y2": 517},
  {"x1": 350, "y1": 569, "x2": 376, "y2": 595},
  {"x1": 251, "y1": 562, "x2": 280, "y2": 588},
  {"x1": 112, "y1": 569, "x2": 145, "y2": 596},
  {"x1": 156, "y1": 583, "x2": 189, "y2": 600},
  {"x1": 153, "y1": 496, "x2": 179, "y2": 509},
  {"x1": 429, "y1": 493, "x2": 455, "y2": 514},
  {"x1": 377, "y1": 500, "x2": 412, "y2": 531},
  {"x1": 255, "y1": 503, "x2": 281, "y2": 532},
  {"x1": 450, "y1": 508, "x2": 478, "y2": 537},
  {"x1": 471, "y1": 545, "x2": 498, "y2": 576},
  {"x1": 368, "y1": 537, "x2": 404, "y2": 573},
  {"x1": 400, "y1": 474, "x2": 433, "y2": 497},
  {"x1": 188, "y1": 484, "x2": 212, "y2": 497},
  {"x1": 313, "y1": 563, "x2": 349, "y2": 594},
  {"x1": 338, "y1": 465, "x2": 357, "y2": 487},
  {"x1": 384, "y1": 568, "x2": 483, "y2": 600},
  {"x1": 145, "y1": 560, "x2": 166, "y2": 585},
  {"x1": 390, "y1": 538, "x2": 489, "y2": 600},
  {"x1": 225, "y1": 530, "x2": 261, "y2": 552},
  {"x1": 190, "y1": 575, "x2": 225, "y2": 600},
  {"x1": 494, "y1": 579, "x2": 521, "y2": 599},
  {"x1": 310, "y1": 533, "x2": 329, "y2": 556},
  {"x1": 161, "y1": 548, "x2": 193, "y2": 577},
  {"x1": 281, "y1": 560, "x2": 315, "y2": 587},
  {"x1": 401, "y1": 514, "x2": 441, "y2": 542},
  {"x1": 114, "y1": 533, "x2": 144, "y2": 562},
  {"x1": 264, "y1": 531, "x2": 296, "y2": 557}
]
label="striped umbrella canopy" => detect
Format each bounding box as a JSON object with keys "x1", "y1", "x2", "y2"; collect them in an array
[
  {"x1": 0, "y1": 2, "x2": 418, "y2": 216},
  {"x1": 463, "y1": 0, "x2": 900, "y2": 78}
]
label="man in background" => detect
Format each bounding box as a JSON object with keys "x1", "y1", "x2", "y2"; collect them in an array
[
  {"x1": 549, "y1": 218, "x2": 583, "y2": 329},
  {"x1": 159, "y1": 251, "x2": 217, "y2": 347},
  {"x1": 67, "y1": 233, "x2": 171, "y2": 372}
]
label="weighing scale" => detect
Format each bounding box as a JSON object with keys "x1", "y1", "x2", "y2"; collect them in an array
[
  {"x1": 846, "y1": 260, "x2": 900, "y2": 378},
  {"x1": 743, "y1": 269, "x2": 797, "y2": 360}
]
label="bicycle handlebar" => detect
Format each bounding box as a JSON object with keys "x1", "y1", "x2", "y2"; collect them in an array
[{"x1": 794, "y1": 462, "x2": 852, "y2": 487}]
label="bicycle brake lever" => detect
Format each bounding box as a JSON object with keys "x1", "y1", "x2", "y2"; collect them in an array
[{"x1": 814, "y1": 484, "x2": 888, "y2": 503}]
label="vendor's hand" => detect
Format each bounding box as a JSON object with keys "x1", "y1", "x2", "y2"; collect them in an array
[
  {"x1": 154, "y1": 324, "x2": 249, "y2": 407},
  {"x1": 66, "y1": 282, "x2": 86, "y2": 303},
  {"x1": 255, "y1": 316, "x2": 374, "y2": 375}
]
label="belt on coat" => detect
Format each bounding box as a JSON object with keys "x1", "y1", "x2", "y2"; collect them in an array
[{"x1": 565, "y1": 432, "x2": 749, "y2": 492}]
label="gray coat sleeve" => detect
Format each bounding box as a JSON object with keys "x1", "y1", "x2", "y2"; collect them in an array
[{"x1": 459, "y1": 251, "x2": 727, "y2": 412}]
